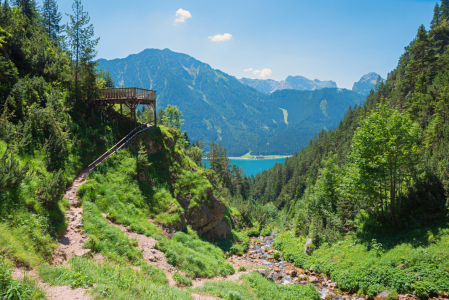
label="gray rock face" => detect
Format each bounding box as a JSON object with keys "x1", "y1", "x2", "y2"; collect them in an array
[
  {"x1": 256, "y1": 269, "x2": 268, "y2": 277},
  {"x1": 239, "y1": 76, "x2": 337, "y2": 94},
  {"x1": 352, "y1": 72, "x2": 385, "y2": 96},
  {"x1": 185, "y1": 189, "x2": 231, "y2": 239}
]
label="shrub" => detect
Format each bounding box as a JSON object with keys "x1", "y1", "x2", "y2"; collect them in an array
[
  {"x1": 246, "y1": 228, "x2": 260, "y2": 237},
  {"x1": 260, "y1": 228, "x2": 271, "y2": 237},
  {"x1": 173, "y1": 272, "x2": 192, "y2": 287},
  {"x1": 229, "y1": 244, "x2": 243, "y2": 256},
  {"x1": 37, "y1": 169, "x2": 66, "y2": 208},
  {"x1": 237, "y1": 266, "x2": 247, "y2": 272},
  {"x1": 272, "y1": 252, "x2": 280, "y2": 259}
]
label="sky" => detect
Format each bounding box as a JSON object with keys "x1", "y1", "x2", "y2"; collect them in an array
[{"x1": 51, "y1": 0, "x2": 436, "y2": 89}]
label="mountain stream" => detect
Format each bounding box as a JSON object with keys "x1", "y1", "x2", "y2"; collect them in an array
[{"x1": 244, "y1": 233, "x2": 364, "y2": 300}]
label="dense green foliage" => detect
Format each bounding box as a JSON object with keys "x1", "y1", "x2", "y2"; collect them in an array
[
  {"x1": 273, "y1": 226, "x2": 449, "y2": 297},
  {"x1": 99, "y1": 49, "x2": 364, "y2": 155}
]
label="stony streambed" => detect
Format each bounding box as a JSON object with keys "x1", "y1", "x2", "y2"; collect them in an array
[{"x1": 243, "y1": 233, "x2": 364, "y2": 300}]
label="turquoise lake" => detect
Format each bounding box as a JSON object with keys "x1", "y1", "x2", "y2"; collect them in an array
[{"x1": 202, "y1": 158, "x2": 287, "y2": 177}]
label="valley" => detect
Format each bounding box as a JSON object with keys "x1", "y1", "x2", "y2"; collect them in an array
[{"x1": 1, "y1": 0, "x2": 449, "y2": 300}]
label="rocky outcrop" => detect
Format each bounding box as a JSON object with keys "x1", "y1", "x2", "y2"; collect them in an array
[
  {"x1": 185, "y1": 190, "x2": 231, "y2": 239},
  {"x1": 135, "y1": 131, "x2": 231, "y2": 239}
]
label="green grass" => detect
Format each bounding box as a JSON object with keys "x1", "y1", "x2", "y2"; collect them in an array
[
  {"x1": 173, "y1": 272, "x2": 193, "y2": 287},
  {"x1": 273, "y1": 226, "x2": 449, "y2": 297},
  {"x1": 156, "y1": 227, "x2": 235, "y2": 278},
  {"x1": 193, "y1": 271, "x2": 321, "y2": 300},
  {"x1": 0, "y1": 257, "x2": 47, "y2": 299},
  {"x1": 39, "y1": 256, "x2": 192, "y2": 299}
]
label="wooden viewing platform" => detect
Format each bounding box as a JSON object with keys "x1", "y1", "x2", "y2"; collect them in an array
[{"x1": 94, "y1": 87, "x2": 157, "y2": 127}]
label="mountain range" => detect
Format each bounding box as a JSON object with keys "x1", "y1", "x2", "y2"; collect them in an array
[
  {"x1": 239, "y1": 73, "x2": 384, "y2": 96},
  {"x1": 98, "y1": 48, "x2": 365, "y2": 156},
  {"x1": 238, "y1": 76, "x2": 337, "y2": 94},
  {"x1": 351, "y1": 72, "x2": 385, "y2": 95}
]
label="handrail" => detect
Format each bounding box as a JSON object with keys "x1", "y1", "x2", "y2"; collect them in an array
[
  {"x1": 88, "y1": 123, "x2": 148, "y2": 168},
  {"x1": 95, "y1": 88, "x2": 156, "y2": 101},
  {"x1": 89, "y1": 124, "x2": 155, "y2": 169}
]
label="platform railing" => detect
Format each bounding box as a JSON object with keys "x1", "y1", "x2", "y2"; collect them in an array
[{"x1": 95, "y1": 88, "x2": 156, "y2": 101}]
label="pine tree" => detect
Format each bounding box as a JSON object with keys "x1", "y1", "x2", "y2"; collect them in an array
[
  {"x1": 41, "y1": 0, "x2": 62, "y2": 41},
  {"x1": 66, "y1": 0, "x2": 99, "y2": 100},
  {"x1": 441, "y1": 0, "x2": 449, "y2": 19},
  {"x1": 0, "y1": 147, "x2": 29, "y2": 192},
  {"x1": 431, "y1": 3, "x2": 441, "y2": 30},
  {"x1": 12, "y1": 0, "x2": 37, "y2": 21}
]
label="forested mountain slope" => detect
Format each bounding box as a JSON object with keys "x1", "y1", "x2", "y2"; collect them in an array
[
  {"x1": 217, "y1": 2, "x2": 449, "y2": 297},
  {"x1": 99, "y1": 49, "x2": 363, "y2": 155},
  {"x1": 242, "y1": 1, "x2": 449, "y2": 247}
]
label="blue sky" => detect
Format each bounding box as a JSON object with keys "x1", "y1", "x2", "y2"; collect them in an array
[{"x1": 51, "y1": 0, "x2": 436, "y2": 89}]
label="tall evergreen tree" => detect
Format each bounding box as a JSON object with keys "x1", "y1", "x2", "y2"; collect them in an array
[
  {"x1": 431, "y1": 3, "x2": 441, "y2": 29},
  {"x1": 41, "y1": 0, "x2": 62, "y2": 41},
  {"x1": 12, "y1": 0, "x2": 36, "y2": 21},
  {"x1": 441, "y1": 0, "x2": 449, "y2": 19},
  {"x1": 66, "y1": 0, "x2": 99, "y2": 99}
]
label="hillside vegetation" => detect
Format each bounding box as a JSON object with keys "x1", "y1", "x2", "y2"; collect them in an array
[{"x1": 222, "y1": 1, "x2": 449, "y2": 297}]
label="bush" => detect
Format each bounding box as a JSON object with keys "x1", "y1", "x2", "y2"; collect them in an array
[
  {"x1": 246, "y1": 228, "x2": 260, "y2": 237},
  {"x1": 173, "y1": 272, "x2": 192, "y2": 287},
  {"x1": 260, "y1": 228, "x2": 271, "y2": 237},
  {"x1": 272, "y1": 252, "x2": 280, "y2": 259},
  {"x1": 229, "y1": 244, "x2": 243, "y2": 256},
  {"x1": 237, "y1": 265, "x2": 247, "y2": 272},
  {"x1": 37, "y1": 169, "x2": 66, "y2": 208}
]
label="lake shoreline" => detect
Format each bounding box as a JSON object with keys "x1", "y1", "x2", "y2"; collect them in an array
[
  {"x1": 228, "y1": 156, "x2": 292, "y2": 160},
  {"x1": 203, "y1": 156, "x2": 292, "y2": 160}
]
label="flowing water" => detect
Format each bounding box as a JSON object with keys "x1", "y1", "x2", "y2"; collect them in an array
[{"x1": 244, "y1": 233, "x2": 363, "y2": 300}]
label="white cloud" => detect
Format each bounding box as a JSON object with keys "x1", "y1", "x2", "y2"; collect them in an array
[
  {"x1": 259, "y1": 68, "x2": 272, "y2": 78},
  {"x1": 253, "y1": 70, "x2": 261, "y2": 75},
  {"x1": 208, "y1": 33, "x2": 233, "y2": 42},
  {"x1": 244, "y1": 68, "x2": 253, "y2": 72},
  {"x1": 175, "y1": 8, "x2": 192, "y2": 24}
]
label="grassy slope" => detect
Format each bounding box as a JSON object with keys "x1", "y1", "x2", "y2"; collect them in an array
[{"x1": 77, "y1": 125, "x2": 234, "y2": 278}]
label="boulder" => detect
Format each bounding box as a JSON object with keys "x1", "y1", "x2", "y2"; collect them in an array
[
  {"x1": 374, "y1": 291, "x2": 391, "y2": 300},
  {"x1": 324, "y1": 294, "x2": 336, "y2": 300},
  {"x1": 308, "y1": 276, "x2": 319, "y2": 283},
  {"x1": 304, "y1": 238, "x2": 313, "y2": 255},
  {"x1": 256, "y1": 269, "x2": 268, "y2": 277}
]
